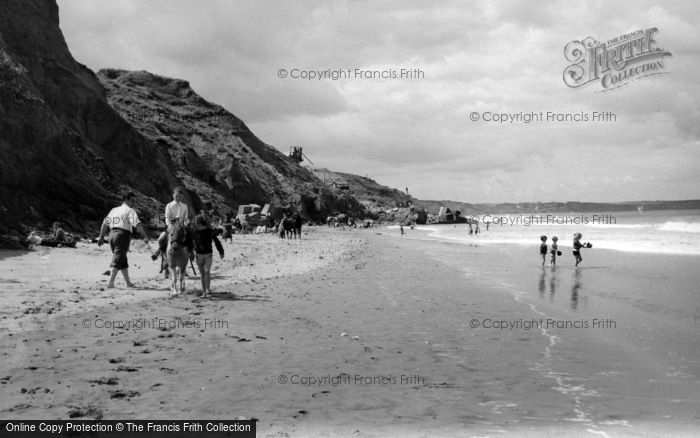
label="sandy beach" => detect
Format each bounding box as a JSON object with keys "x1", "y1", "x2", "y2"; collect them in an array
[{"x1": 1, "y1": 226, "x2": 699, "y2": 437}]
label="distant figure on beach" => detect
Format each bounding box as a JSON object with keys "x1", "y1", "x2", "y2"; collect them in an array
[
  {"x1": 38, "y1": 222, "x2": 75, "y2": 248},
  {"x1": 192, "y1": 214, "x2": 224, "y2": 298},
  {"x1": 53, "y1": 222, "x2": 67, "y2": 243},
  {"x1": 540, "y1": 235, "x2": 548, "y2": 265},
  {"x1": 475, "y1": 223, "x2": 480, "y2": 235},
  {"x1": 221, "y1": 219, "x2": 233, "y2": 243},
  {"x1": 98, "y1": 191, "x2": 150, "y2": 288},
  {"x1": 400, "y1": 224, "x2": 405, "y2": 236},
  {"x1": 573, "y1": 232, "x2": 584, "y2": 266},
  {"x1": 468, "y1": 223, "x2": 473, "y2": 235},
  {"x1": 485, "y1": 221, "x2": 490, "y2": 231},
  {"x1": 550, "y1": 236, "x2": 559, "y2": 265},
  {"x1": 293, "y1": 213, "x2": 303, "y2": 238},
  {"x1": 153, "y1": 188, "x2": 190, "y2": 260}
]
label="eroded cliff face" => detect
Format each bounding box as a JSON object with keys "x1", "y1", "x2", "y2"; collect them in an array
[
  {"x1": 0, "y1": 0, "x2": 361, "y2": 247},
  {"x1": 0, "y1": 0, "x2": 180, "y2": 247},
  {"x1": 96, "y1": 69, "x2": 360, "y2": 220}
]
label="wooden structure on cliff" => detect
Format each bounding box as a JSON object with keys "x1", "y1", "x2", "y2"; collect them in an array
[{"x1": 289, "y1": 146, "x2": 314, "y2": 166}]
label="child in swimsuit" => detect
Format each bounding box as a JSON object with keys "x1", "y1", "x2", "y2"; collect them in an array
[
  {"x1": 540, "y1": 235, "x2": 548, "y2": 265},
  {"x1": 550, "y1": 236, "x2": 558, "y2": 265},
  {"x1": 573, "y1": 233, "x2": 583, "y2": 266}
]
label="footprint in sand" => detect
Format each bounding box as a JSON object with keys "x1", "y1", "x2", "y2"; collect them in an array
[
  {"x1": 109, "y1": 389, "x2": 141, "y2": 400},
  {"x1": 292, "y1": 410, "x2": 309, "y2": 419},
  {"x1": 88, "y1": 377, "x2": 119, "y2": 386},
  {"x1": 7, "y1": 403, "x2": 33, "y2": 413},
  {"x1": 67, "y1": 406, "x2": 103, "y2": 419}
]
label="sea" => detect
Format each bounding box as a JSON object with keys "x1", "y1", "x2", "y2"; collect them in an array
[
  {"x1": 389, "y1": 208, "x2": 700, "y2": 431},
  {"x1": 412, "y1": 209, "x2": 700, "y2": 256}
]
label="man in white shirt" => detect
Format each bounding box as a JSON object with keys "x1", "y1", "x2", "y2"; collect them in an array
[
  {"x1": 153, "y1": 187, "x2": 191, "y2": 259},
  {"x1": 98, "y1": 191, "x2": 150, "y2": 288}
]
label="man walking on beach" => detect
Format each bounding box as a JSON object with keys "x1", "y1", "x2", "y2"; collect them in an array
[
  {"x1": 152, "y1": 187, "x2": 190, "y2": 259},
  {"x1": 98, "y1": 191, "x2": 150, "y2": 288}
]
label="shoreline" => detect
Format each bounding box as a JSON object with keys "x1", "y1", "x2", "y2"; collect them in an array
[{"x1": 1, "y1": 227, "x2": 699, "y2": 436}]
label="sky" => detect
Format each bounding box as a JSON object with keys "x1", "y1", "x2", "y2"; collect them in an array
[{"x1": 57, "y1": 0, "x2": 700, "y2": 203}]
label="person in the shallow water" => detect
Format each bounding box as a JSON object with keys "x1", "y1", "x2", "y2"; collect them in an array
[
  {"x1": 550, "y1": 236, "x2": 559, "y2": 266},
  {"x1": 573, "y1": 233, "x2": 584, "y2": 266},
  {"x1": 539, "y1": 235, "x2": 548, "y2": 265}
]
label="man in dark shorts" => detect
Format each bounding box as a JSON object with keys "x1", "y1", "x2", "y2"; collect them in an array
[{"x1": 98, "y1": 191, "x2": 150, "y2": 288}]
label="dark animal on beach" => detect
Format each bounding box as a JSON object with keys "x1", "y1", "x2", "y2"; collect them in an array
[
  {"x1": 279, "y1": 217, "x2": 295, "y2": 239},
  {"x1": 222, "y1": 222, "x2": 233, "y2": 243},
  {"x1": 293, "y1": 214, "x2": 303, "y2": 239},
  {"x1": 326, "y1": 216, "x2": 336, "y2": 227},
  {"x1": 167, "y1": 221, "x2": 191, "y2": 295}
]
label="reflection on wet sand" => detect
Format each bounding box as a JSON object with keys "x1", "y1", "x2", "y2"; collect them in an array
[
  {"x1": 537, "y1": 266, "x2": 559, "y2": 303},
  {"x1": 538, "y1": 267, "x2": 546, "y2": 298},
  {"x1": 571, "y1": 268, "x2": 582, "y2": 310},
  {"x1": 549, "y1": 265, "x2": 557, "y2": 302}
]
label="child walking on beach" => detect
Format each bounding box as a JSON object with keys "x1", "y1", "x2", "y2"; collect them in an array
[
  {"x1": 550, "y1": 236, "x2": 559, "y2": 266},
  {"x1": 573, "y1": 233, "x2": 583, "y2": 266},
  {"x1": 539, "y1": 235, "x2": 548, "y2": 265},
  {"x1": 192, "y1": 214, "x2": 225, "y2": 297}
]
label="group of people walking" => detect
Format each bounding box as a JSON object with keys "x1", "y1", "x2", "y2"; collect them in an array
[{"x1": 98, "y1": 188, "x2": 224, "y2": 295}]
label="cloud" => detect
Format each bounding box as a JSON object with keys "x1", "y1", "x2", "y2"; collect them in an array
[{"x1": 58, "y1": 0, "x2": 700, "y2": 202}]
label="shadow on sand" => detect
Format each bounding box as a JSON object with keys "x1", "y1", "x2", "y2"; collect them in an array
[
  {"x1": 172, "y1": 290, "x2": 271, "y2": 303},
  {"x1": 0, "y1": 249, "x2": 31, "y2": 262}
]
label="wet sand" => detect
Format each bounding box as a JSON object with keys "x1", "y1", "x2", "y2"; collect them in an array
[{"x1": 1, "y1": 227, "x2": 699, "y2": 436}]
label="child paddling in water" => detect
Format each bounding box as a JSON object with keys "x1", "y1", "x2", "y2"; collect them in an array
[
  {"x1": 550, "y1": 236, "x2": 559, "y2": 266},
  {"x1": 539, "y1": 235, "x2": 548, "y2": 265},
  {"x1": 573, "y1": 233, "x2": 584, "y2": 266}
]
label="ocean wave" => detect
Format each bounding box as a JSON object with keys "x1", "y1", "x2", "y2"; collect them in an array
[
  {"x1": 657, "y1": 221, "x2": 700, "y2": 234},
  {"x1": 419, "y1": 229, "x2": 700, "y2": 255},
  {"x1": 584, "y1": 223, "x2": 648, "y2": 229}
]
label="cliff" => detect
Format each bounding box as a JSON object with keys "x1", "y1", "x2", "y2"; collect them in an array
[
  {"x1": 0, "y1": 0, "x2": 361, "y2": 248},
  {"x1": 312, "y1": 168, "x2": 413, "y2": 212},
  {"x1": 0, "y1": 0, "x2": 180, "y2": 247},
  {"x1": 97, "y1": 69, "x2": 360, "y2": 220}
]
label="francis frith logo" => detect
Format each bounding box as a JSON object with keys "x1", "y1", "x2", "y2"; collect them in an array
[{"x1": 563, "y1": 28, "x2": 672, "y2": 91}]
